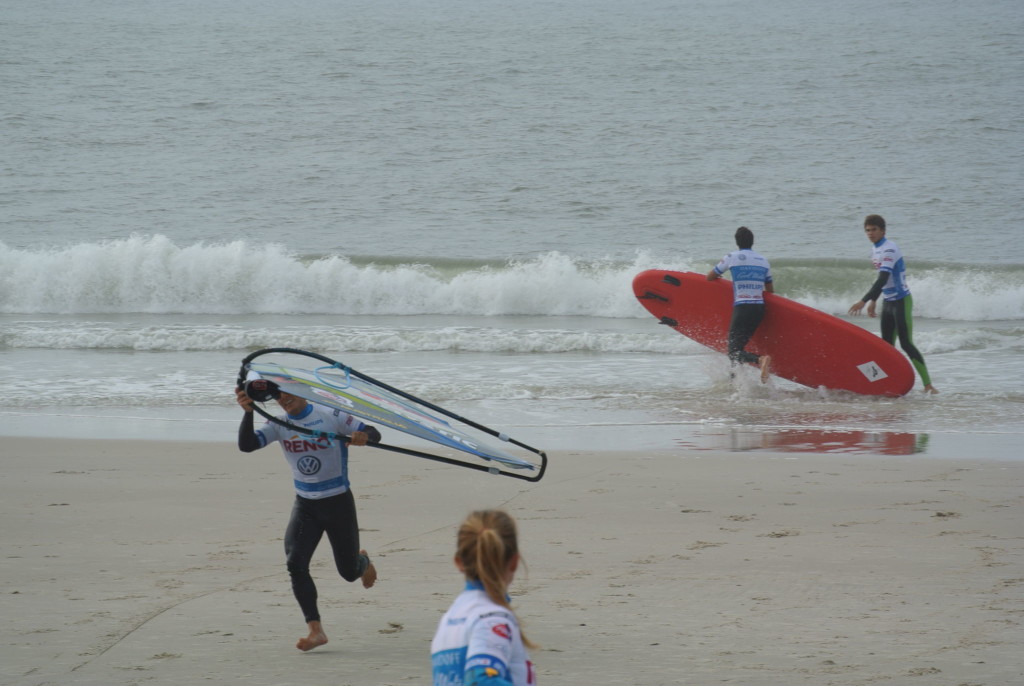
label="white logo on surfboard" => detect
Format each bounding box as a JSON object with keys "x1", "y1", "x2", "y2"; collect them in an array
[{"x1": 857, "y1": 361, "x2": 889, "y2": 382}]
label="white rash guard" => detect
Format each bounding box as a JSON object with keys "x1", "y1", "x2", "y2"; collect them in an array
[{"x1": 431, "y1": 582, "x2": 535, "y2": 686}]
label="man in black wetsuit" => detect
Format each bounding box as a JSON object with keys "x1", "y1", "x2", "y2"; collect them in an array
[
  {"x1": 707, "y1": 226, "x2": 775, "y2": 383},
  {"x1": 235, "y1": 386, "x2": 381, "y2": 651}
]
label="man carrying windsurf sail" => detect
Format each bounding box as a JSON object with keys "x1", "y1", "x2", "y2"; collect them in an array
[
  {"x1": 233, "y1": 348, "x2": 546, "y2": 651},
  {"x1": 706, "y1": 226, "x2": 774, "y2": 383},
  {"x1": 235, "y1": 384, "x2": 381, "y2": 652}
]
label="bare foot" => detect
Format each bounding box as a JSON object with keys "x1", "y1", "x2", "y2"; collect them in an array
[
  {"x1": 759, "y1": 355, "x2": 772, "y2": 384},
  {"x1": 296, "y1": 621, "x2": 328, "y2": 652},
  {"x1": 361, "y1": 550, "x2": 377, "y2": 589},
  {"x1": 924, "y1": 384, "x2": 939, "y2": 394}
]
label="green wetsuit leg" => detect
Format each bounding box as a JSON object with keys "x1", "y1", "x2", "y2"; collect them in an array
[{"x1": 881, "y1": 295, "x2": 932, "y2": 387}]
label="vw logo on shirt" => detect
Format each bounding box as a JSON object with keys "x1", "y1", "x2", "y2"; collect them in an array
[{"x1": 296, "y1": 455, "x2": 322, "y2": 475}]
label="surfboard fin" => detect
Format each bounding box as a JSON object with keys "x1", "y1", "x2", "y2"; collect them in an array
[
  {"x1": 659, "y1": 316, "x2": 679, "y2": 327},
  {"x1": 637, "y1": 291, "x2": 668, "y2": 302}
]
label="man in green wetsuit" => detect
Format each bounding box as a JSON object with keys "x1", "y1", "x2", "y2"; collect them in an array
[{"x1": 848, "y1": 214, "x2": 938, "y2": 393}]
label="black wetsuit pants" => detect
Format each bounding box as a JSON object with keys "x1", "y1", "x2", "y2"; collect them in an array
[
  {"x1": 284, "y1": 490, "x2": 368, "y2": 623},
  {"x1": 880, "y1": 295, "x2": 932, "y2": 386},
  {"x1": 728, "y1": 303, "x2": 765, "y2": 366}
]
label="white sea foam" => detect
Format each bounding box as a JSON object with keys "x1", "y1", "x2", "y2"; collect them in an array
[
  {"x1": 1, "y1": 317, "x2": 1018, "y2": 357},
  {"x1": 3, "y1": 0, "x2": 1022, "y2": 456},
  {"x1": 2, "y1": 237, "x2": 1020, "y2": 320}
]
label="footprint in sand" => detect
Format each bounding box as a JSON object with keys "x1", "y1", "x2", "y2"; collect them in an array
[{"x1": 757, "y1": 530, "x2": 800, "y2": 538}]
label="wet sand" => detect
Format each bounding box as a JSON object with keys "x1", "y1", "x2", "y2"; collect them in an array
[{"x1": 2, "y1": 437, "x2": 1021, "y2": 685}]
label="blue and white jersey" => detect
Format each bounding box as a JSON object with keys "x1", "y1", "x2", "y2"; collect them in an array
[
  {"x1": 431, "y1": 583, "x2": 535, "y2": 686},
  {"x1": 256, "y1": 404, "x2": 364, "y2": 499},
  {"x1": 870, "y1": 237, "x2": 911, "y2": 301},
  {"x1": 713, "y1": 248, "x2": 773, "y2": 305}
]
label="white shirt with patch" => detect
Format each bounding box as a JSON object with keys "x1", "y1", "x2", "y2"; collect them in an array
[
  {"x1": 431, "y1": 584, "x2": 535, "y2": 686},
  {"x1": 870, "y1": 237, "x2": 912, "y2": 301},
  {"x1": 713, "y1": 248, "x2": 773, "y2": 305},
  {"x1": 256, "y1": 403, "x2": 363, "y2": 499}
]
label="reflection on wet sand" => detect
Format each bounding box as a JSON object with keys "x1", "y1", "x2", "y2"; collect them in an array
[{"x1": 678, "y1": 427, "x2": 930, "y2": 456}]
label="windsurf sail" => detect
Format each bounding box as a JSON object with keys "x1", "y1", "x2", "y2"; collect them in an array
[{"x1": 237, "y1": 348, "x2": 547, "y2": 482}]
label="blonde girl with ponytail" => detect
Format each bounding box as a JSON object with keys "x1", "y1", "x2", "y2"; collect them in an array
[{"x1": 431, "y1": 510, "x2": 536, "y2": 686}]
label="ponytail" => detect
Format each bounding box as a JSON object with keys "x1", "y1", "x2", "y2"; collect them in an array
[{"x1": 455, "y1": 510, "x2": 536, "y2": 648}]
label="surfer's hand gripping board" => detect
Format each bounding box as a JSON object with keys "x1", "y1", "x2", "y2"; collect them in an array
[{"x1": 237, "y1": 348, "x2": 547, "y2": 482}]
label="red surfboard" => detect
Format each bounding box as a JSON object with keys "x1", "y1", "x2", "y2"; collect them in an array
[{"x1": 632, "y1": 270, "x2": 915, "y2": 397}]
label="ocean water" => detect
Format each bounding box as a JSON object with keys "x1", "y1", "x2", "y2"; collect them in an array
[{"x1": 2, "y1": 0, "x2": 1022, "y2": 459}]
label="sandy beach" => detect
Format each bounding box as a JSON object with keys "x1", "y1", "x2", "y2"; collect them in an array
[{"x1": 2, "y1": 437, "x2": 1021, "y2": 686}]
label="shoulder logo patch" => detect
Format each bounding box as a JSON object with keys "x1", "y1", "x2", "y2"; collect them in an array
[{"x1": 492, "y1": 623, "x2": 512, "y2": 640}]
